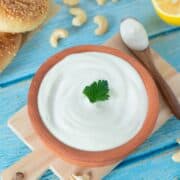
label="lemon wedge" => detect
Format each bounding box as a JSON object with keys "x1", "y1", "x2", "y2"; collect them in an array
[{"x1": 152, "y1": 0, "x2": 180, "y2": 26}]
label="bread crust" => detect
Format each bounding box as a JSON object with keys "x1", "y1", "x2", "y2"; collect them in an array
[
  {"x1": 0, "y1": 33, "x2": 22, "y2": 72},
  {"x1": 0, "y1": 0, "x2": 48, "y2": 33}
]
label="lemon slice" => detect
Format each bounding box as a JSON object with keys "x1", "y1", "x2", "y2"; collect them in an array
[{"x1": 152, "y1": 0, "x2": 180, "y2": 26}]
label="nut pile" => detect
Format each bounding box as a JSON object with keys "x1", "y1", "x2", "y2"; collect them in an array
[{"x1": 50, "y1": 0, "x2": 119, "y2": 47}]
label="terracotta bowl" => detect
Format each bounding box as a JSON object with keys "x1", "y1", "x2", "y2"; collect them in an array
[{"x1": 28, "y1": 45, "x2": 159, "y2": 167}]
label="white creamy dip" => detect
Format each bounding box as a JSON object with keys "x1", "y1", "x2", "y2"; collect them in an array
[
  {"x1": 38, "y1": 52, "x2": 148, "y2": 151},
  {"x1": 120, "y1": 18, "x2": 149, "y2": 51}
]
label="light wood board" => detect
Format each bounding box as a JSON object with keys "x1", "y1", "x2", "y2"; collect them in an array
[{"x1": 1, "y1": 34, "x2": 180, "y2": 180}]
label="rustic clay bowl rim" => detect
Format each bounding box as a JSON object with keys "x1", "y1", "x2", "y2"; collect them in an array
[{"x1": 28, "y1": 45, "x2": 159, "y2": 167}]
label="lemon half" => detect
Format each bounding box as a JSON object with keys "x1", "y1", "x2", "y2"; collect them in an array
[{"x1": 152, "y1": 0, "x2": 180, "y2": 26}]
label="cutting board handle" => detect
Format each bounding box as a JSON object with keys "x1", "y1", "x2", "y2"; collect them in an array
[
  {"x1": 1, "y1": 149, "x2": 54, "y2": 180},
  {"x1": 1, "y1": 33, "x2": 180, "y2": 180}
]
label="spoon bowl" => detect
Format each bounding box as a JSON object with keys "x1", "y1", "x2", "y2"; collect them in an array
[{"x1": 120, "y1": 18, "x2": 180, "y2": 119}]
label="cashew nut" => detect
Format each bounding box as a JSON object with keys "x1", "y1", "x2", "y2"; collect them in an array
[
  {"x1": 50, "y1": 29, "x2": 69, "y2": 48},
  {"x1": 172, "y1": 138, "x2": 180, "y2": 163},
  {"x1": 63, "y1": 0, "x2": 80, "y2": 6},
  {"x1": 172, "y1": 150, "x2": 180, "y2": 163},
  {"x1": 70, "y1": 8, "x2": 87, "y2": 26},
  {"x1": 70, "y1": 174, "x2": 90, "y2": 180},
  {"x1": 96, "y1": 0, "x2": 106, "y2": 5},
  {"x1": 177, "y1": 138, "x2": 180, "y2": 144},
  {"x1": 94, "y1": 15, "x2": 109, "y2": 35}
]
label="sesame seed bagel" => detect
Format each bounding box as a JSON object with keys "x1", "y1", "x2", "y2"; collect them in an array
[
  {"x1": 0, "y1": 33, "x2": 22, "y2": 72},
  {"x1": 0, "y1": 0, "x2": 48, "y2": 33}
]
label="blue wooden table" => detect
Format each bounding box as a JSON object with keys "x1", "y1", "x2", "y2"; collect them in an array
[{"x1": 0, "y1": 0, "x2": 180, "y2": 179}]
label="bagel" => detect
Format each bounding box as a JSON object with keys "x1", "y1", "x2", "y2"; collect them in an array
[
  {"x1": 0, "y1": 33, "x2": 22, "y2": 72},
  {"x1": 0, "y1": 0, "x2": 48, "y2": 33}
]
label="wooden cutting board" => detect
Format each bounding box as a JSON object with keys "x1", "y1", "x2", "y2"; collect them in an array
[{"x1": 1, "y1": 33, "x2": 180, "y2": 180}]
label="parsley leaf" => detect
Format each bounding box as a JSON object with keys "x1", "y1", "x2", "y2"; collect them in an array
[{"x1": 83, "y1": 80, "x2": 110, "y2": 103}]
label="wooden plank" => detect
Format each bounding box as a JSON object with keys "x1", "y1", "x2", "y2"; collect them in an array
[
  {"x1": 0, "y1": 30, "x2": 180, "y2": 177},
  {"x1": 1, "y1": 148, "x2": 54, "y2": 180},
  {"x1": 0, "y1": 0, "x2": 178, "y2": 86},
  {"x1": 5, "y1": 83, "x2": 180, "y2": 178},
  {"x1": 8, "y1": 106, "x2": 41, "y2": 150},
  {"x1": 6, "y1": 106, "x2": 118, "y2": 179},
  {"x1": 105, "y1": 149, "x2": 180, "y2": 180},
  {"x1": 1, "y1": 100, "x2": 180, "y2": 179},
  {"x1": 0, "y1": 81, "x2": 31, "y2": 170},
  {"x1": 38, "y1": 150, "x2": 180, "y2": 180},
  {"x1": 150, "y1": 31, "x2": 180, "y2": 70}
]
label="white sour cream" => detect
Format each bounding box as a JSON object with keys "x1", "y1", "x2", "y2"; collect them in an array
[
  {"x1": 120, "y1": 18, "x2": 149, "y2": 51},
  {"x1": 38, "y1": 52, "x2": 148, "y2": 151}
]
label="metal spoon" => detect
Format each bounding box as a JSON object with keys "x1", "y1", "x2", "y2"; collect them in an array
[{"x1": 120, "y1": 17, "x2": 180, "y2": 119}]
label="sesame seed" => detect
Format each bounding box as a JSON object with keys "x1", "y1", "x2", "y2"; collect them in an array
[
  {"x1": 0, "y1": 0, "x2": 48, "y2": 20},
  {"x1": 0, "y1": 33, "x2": 21, "y2": 57}
]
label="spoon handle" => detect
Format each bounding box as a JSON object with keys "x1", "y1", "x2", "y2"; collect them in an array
[{"x1": 133, "y1": 48, "x2": 180, "y2": 119}]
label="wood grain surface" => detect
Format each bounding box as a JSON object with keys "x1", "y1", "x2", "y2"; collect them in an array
[
  {"x1": 1, "y1": 33, "x2": 180, "y2": 179},
  {"x1": 0, "y1": 0, "x2": 180, "y2": 179}
]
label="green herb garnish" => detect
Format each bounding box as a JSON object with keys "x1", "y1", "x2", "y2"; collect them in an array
[{"x1": 83, "y1": 80, "x2": 110, "y2": 103}]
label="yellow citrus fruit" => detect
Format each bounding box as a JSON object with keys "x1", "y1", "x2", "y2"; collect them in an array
[{"x1": 151, "y1": 0, "x2": 180, "y2": 26}]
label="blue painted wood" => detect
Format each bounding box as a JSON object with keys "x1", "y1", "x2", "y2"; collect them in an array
[
  {"x1": 0, "y1": 0, "x2": 180, "y2": 179},
  {"x1": 0, "y1": 80, "x2": 180, "y2": 179},
  {"x1": 0, "y1": 81, "x2": 30, "y2": 170},
  {"x1": 105, "y1": 149, "x2": 180, "y2": 180},
  {"x1": 0, "y1": 0, "x2": 179, "y2": 86},
  {"x1": 0, "y1": 27, "x2": 179, "y2": 88},
  {"x1": 150, "y1": 31, "x2": 180, "y2": 70},
  {"x1": 0, "y1": 30, "x2": 180, "y2": 178},
  {"x1": 40, "y1": 150, "x2": 180, "y2": 180}
]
